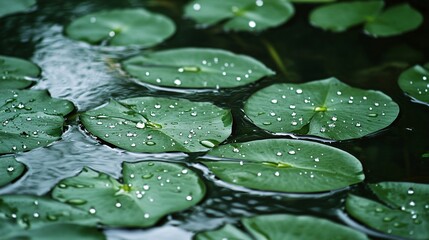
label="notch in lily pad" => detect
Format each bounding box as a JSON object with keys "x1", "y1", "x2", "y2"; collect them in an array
[
  {"x1": 184, "y1": 0, "x2": 294, "y2": 32},
  {"x1": 346, "y1": 182, "x2": 429, "y2": 240},
  {"x1": 0, "y1": 0, "x2": 36, "y2": 18},
  {"x1": 201, "y1": 138, "x2": 364, "y2": 193},
  {"x1": 0, "y1": 156, "x2": 26, "y2": 187},
  {"x1": 0, "y1": 89, "x2": 75, "y2": 154},
  {"x1": 244, "y1": 77, "x2": 400, "y2": 141},
  {"x1": 80, "y1": 97, "x2": 232, "y2": 153},
  {"x1": 65, "y1": 8, "x2": 175, "y2": 47},
  {"x1": 195, "y1": 214, "x2": 369, "y2": 240},
  {"x1": 398, "y1": 63, "x2": 429, "y2": 106},
  {"x1": 52, "y1": 161, "x2": 206, "y2": 227},
  {"x1": 310, "y1": 1, "x2": 423, "y2": 37},
  {"x1": 122, "y1": 48, "x2": 275, "y2": 89},
  {"x1": 0, "y1": 55, "x2": 40, "y2": 89}
]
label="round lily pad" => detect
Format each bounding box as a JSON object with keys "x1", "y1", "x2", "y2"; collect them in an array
[
  {"x1": 66, "y1": 8, "x2": 175, "y2": 47},
  {"x1": 80, "y1": 97, "x2": 232, "y2": 153},
  {"x1": 195, "y1": 214, "x2": 369, "y2": 240},
  {"x1": 309, "y1": 1, "x2": 384, "y2": 32},
  {"x1": 364, "y1": 4, "x2": 423, "y2": 37},
  {"x1": 0, "y1": 89, "x2": 75, "y2": 154},
  {"x1": 398, "y1": 64, "x2": 429, "y2": 105},
  {"x1": 52, "y1": 161, "x2": 206, "y2": 227},
  {"x1": 184, "y1": 0, "x2": 294, "y2": 32},
  {"x1": 202, "y1": 139, "x2": 364, "y2": 193},
  {"x1": 0, "y1": 55, "x2": 40, "y2": 89},
  {"x1": 346, "y1": 182, "x2": 429, "y2": 240},
  {"x1": 0, "y1": 156, "x2": 26, "y2": 187},
  {"x1": 0, "y1": 0, "x2": 35, "y2": 18},
  {"x1": 244, "y1": 77, "x2": 400, "y2": 141},
  {"x1": 122, "y1": 48, "x2": 275, "y2": 89}
]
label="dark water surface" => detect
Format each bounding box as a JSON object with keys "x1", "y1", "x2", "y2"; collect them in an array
[{"x1": 1, "y1": 0, "x2": 429, "y2": 239}]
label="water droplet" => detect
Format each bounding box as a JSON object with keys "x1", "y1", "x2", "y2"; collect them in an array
[
  {"x1": 109, "y1": 31, "x2": 116, "y2": 37},
  {"x1": 355, "y1": 122, "x2": 361, "y2": 127},
  {"x1": 383, "y1": 216, "x2": 393, "y2": 222},
  {"x1": 181, "y1": 169, "x2": 188, "y2": 174},
  {"x1": 276, "y1": 152, "x2": 282, "y2": 156},
  {"x1": 331, "y1": 116, "x2": 337, "y2": 121},
  {"x1": 336, "y1": 91, "x2": 342, "y2": 95},
  {"x1": 288, "y1": 150, "x2": 296, "y2": 155},
  {"x1": 314, "y1": 158, "x2": 320, "y2": 162},
  {"x1": 115, "y1": 202, "x2": 122, "y2": 208},
  {"x1": 296, "y1": 89, "x2": 303, "y2": 94},
  {"x1": 193, "y1": 3, "x2": 201, "y2": 11},
  {"x1": 200, "y1": 140, "x2": 216, "y2": 148},
  {"x1": 256, "y1": 0, "x2": 264, "y2": 6},
  {"x1": 144, "y1": 213, "x2": 150, "y2": 218},
  {"x1": 89, "y1": 208, "x2": 96, "y2": 214},
  {"x1": 248, "y1": 20, "x2": 256, "y2": 28},
  {"x1": 143, "y1": 184, "x2": 150, "y2": 190},
  {"x1": 154, "y1": 104, "x2": 161, "y2": 109},
  {"x1": 271, "y1": 99, "x2": 278, "y2": 104},
  {"x1": 33, "y1": 212, "x2": 39, "y2": 218},
  {"x1": 186, "y1": 195, "x2": 193, "y2": 201},
  {"x1": 368, "y1": 113, "x2": 378, "y2": 117},
  {"x1": 409, "y1": 201, "x2": 416, "y2": 207},
  {"x1": 289, "y1": 105, "x2": 296, "y2": 109},
  {"x1": 66, "y1": 199, "x2": 87, "y2": 205},
  {"x1": 407, "y1": 187, "x2": 415, "y2": 195},
  {"x1": 6, "y1": 166, "x2": 14, "y2": 172},
  {"x1": 146, "y1": 141, "x2": 156, "y2": 146},
  {"x1": 375, "y1": 207, "x2": 383, "y2": 213},
  {"x1": 174, "y1": 79, "x2": 182, "y2": 86},
  {"x1": 274, "y1": 171, "x2": 280, "y2": 176}
]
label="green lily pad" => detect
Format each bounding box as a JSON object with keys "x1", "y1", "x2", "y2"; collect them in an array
[
  {"x1": 122, "y1": 48, "x2": 275, "y2": 89},
  {"x1": 80, "y1": 97, "x2": 232, "y2": 153},
  {"x1": 0, "y1": 89, "x2": 74, "y2": 154},
  {"x1": 0, "y1": 222, "x2": 105, "y2": 240},
  {"x1": 0, "y1": 55, "x2": 40, "y2": 89},
  {"x1": 244, "y1": 77, "x2": 400, "y2": 141},
  {"x1": 195, "y1": 224, "x2": 252, "y2": 240},
  {"x1": 0, "y1": 156, "x2": 26, "y2": 187},
  {"x1": 310, "y1": 1, "x2": 384, "y2": 32},
  {"x1": 0, "y1": 195, "x2": 99, "y2": 228},
  {"x1": 364, "y1": 4, "x2": 423, "y2": 37},
  {"x1": 184, "y1": 0, "x2": 294, "y2": 32},
  {"x1": 202, "y1": 139, "x2": 364, "y2": 193},
  {"x1": 0, "y1": 0, "x2": 36, "y2": 18},
  {"x1": 195, "y1": 214, "x2": 369, "y2": 240},
  {"x1": 346, "y1": 182, "x2": 429, "y2": 239},
  {"x1": 66, "y1": 8, "x2": 175, "y2": 47},
  {"x1": 398, "y1": 64, "x2": 429, "y2": 105},
  {"x1": 310, "y1": 1, "x2": 423, "y2": 37},
  {"x1": 52, "y1": 161, "x2": 206, "y2": 227}
]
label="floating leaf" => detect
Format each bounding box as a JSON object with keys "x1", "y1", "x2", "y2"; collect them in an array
[
  {"x1": 0, "y1": 156, "x2": 26, "y2": 187},
  {"x1": 0, "y1": 89, "x2": 74, "y2": 154},
  {"x1": 202, "y1": 139, "x2": 364, "y2": 193},
  {"x1": 0, "y1": 195, "x2": 99, "y2": 228},
  {"x1": 310, "y1": 1, "x2": 384, "y2": 32},
  {"x1": 195, "y1": 224, "x2": 252, "y2": 240},
  {"x1": 398, "y1": 64, "x2": 429, "y2": 105},
  {"x1": 81, "y1": 97, "x2": 232, "y2": 153},
  {"x1": 196, "y1": 214, "x2": 369, "y2": 240},
  {"x1": 0, "y1": 0, "x2": 35, "y2": 18},
  {"x1": 184, "y1": 0, "x2": 294, "y2": 32},
  {"x1": 66, "y1": 9, "x2": 175, "y2": 47},
  {"x1": 0, "y1": 55, "x2": 40, "y2": 89},
  {"x1": 244, "y1": 77, "x2": 400, "y2": 141},
  {"x1": 364, "y1": 4, "x2": 423, "y2": 37},
  {"x1": 346, "y1": 182, "x2": 429, "y2": 239},
  {"x1": 122, "y1": 48, "x2": 275, "y2": 89},
  {"x1": 52, "y1": 161, "x2": 206, "y2": 227}
]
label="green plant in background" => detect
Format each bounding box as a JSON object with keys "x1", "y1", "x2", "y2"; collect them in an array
[
  {"x1": 0, "y1": 0, "x2": 35, "y2": 18},
  {"x1": 80, "y1": 97, "x2": 232, "y2": 153},
  {"x1": 0, "y1": 156, "x2": 26, "y2": 187},
  {"x1": 0, "y1": 55, "x2": 40, "y2": 89},
  {"x1": 398, "y1": 63, "x2": 429, "y2": 105},
  {"x1": 122, "y1": 48, "x2": 275, "y2": 89}
]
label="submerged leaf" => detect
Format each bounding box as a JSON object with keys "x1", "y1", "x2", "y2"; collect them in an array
[
  {"x1": 244, "y1": 77, "x2": 399, "y2": 141},
  {"x1": 81, "y1": 97, "x2": 232, "y2": 153},
  {"x1": 0, "y1": 89, "x2": 74, "y2": 154},
  {"x1": 203, "y1": 139, "x2": 364, "y2": 193},
  {"x1": 52, "y1": 161, "x2": 206, "y2": 227},
  {"x1": 122, "y1": 48, "x2": 274, "y2": 89},
  {"x1": 346, "y1": 182, "x2": 429, "y2": 239},
  {"x1": 398, "y1": 64, "x2": 429, "y2": 105},
  {"x1": 0, "y1": 55, "x2": 40, "y2": 89},
  {"x1": 0, "y1": 156, "x2": 26, "y2": 187},
  {"x1": 184, "y1": 0, "x2": 294, "y2": 32},
  {"x1": 66, "y1": 9, "x2": 175, "y2": 47},
  {"x1": 0, "y1": 0, "x2": 35, "y2": 18}
]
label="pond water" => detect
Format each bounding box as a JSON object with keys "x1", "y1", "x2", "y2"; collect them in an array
[{"x1": 1, "y1": 0, "x2": 428, "y2": 239}]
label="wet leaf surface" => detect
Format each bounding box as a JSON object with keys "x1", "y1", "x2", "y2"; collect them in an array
[
  {"x1": 398, "y1": 64, "x2": 429, "y2": 105},
  {"x1": 0, "y1": 156, "x2": 26, "y2": 187},
  {"x1": 0, "y1": 0, "x2": 35, "y2": 18},
  {"x1": 0, "y1": 55, "x2": 40, "y2": 89}
]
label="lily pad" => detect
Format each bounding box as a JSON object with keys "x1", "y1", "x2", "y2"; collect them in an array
[
  {"x1": 0, "y1": 55, "x2": 40, "y2": 89},
  {"x1": 0, "y1": 156, "x2": 26, "y2": 187},
  {"x1": 66, "y1": 8, "x2": 175, "y2": 47},
  {"x1": 184, "y1": 0, "x2": 294, "y2": 32},
  {"x1": 310, "y1": 1, "x2": 383, "y2": 32},
  {"x1": 310, "y1": 1, "x2": 423, "y2": 37},
  {"x1": 195, "y1": 214, "x2": 369, "y2": 240},
  {"x1": 195, "y1": 224, "x2": 252, "y2": 240},
  {"x1": 398, "y1": 64, "x2": 429, "y2": 105},
  {"x1": 202, "y1": 139, "x2": 364, "y2": 193},
  {"x1": 51, "y1": 161, "x2": 206, "y2": 227},
  {"x1": 244, "y1": 77, "x2": 400, "y2": 141},
  {"x1": 0, "y1": 0, "x2": 36, "y2": 18},
  {"x1": 346, "y1": 182, "x2": 429, "y2": 239},
  {"x1": 0, "y1": 195, "x2": 99, "y2": 228},
  {"x1": 0, "y1": 89, "x2": 74, "y2": 154},
  {"x1": 364, "y1": 4, "x2": 423, "y2": 37},
  {"x1": 80, "y1": 97, "x2": 232, "y2": 153},
  {"x1": 122, "y1": 48, "x2": 275, "y2": 89}
]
